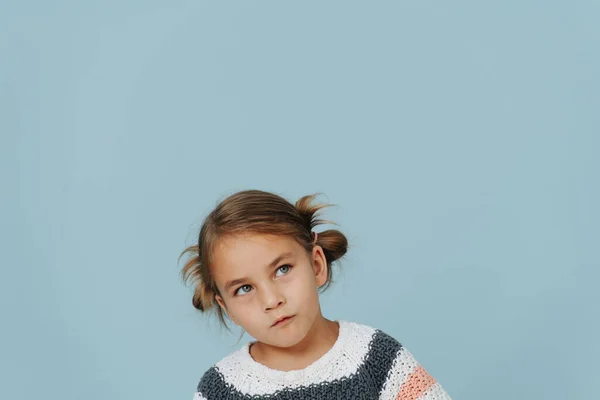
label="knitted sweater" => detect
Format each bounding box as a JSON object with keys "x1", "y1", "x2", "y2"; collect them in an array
[{"x1": 193, "y1": 320, "x2": 452, "y2": 399}]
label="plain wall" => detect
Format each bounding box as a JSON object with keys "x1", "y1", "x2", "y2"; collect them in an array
[{"x1": 1, "y1": 1, "x2": 598, "y2": 399}]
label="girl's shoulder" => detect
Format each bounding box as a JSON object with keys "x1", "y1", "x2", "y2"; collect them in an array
[
  {"x1": 342, "y1": 319, "x2": 406, "y2": 355},
  {"x1": 349, "y1": 321, "x2": 452, "y2": 399},
  {"x1": 193, "y1": 341, "x2": 249, "y2": 398}
]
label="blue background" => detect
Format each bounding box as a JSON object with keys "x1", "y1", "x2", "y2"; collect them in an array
[{"x1": 2, "y1": 1, "x2": 598, "y2": 399}]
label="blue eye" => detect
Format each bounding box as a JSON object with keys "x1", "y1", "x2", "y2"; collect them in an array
[
  {"x1": 233, "y1": 266, "x2": 292, "y2": 296},
  {"x1": 276, "y1": 264, "x2": 291, "y2": 276},
  {"x1": 235, "y1": 285, "x2": 252, "y2": 296}
]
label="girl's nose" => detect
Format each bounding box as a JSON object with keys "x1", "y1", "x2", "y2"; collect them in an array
[{"x1": 261, "y1": 284, "x2": 285, "y2": 311}]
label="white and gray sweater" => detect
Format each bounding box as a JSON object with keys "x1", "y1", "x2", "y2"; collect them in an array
[{"x1": 193, "y1": 320, "x2": 452, "y2": 399}]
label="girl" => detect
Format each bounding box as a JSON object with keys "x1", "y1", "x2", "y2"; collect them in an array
[{"x1": 180, "y1": 190, "x2": 452, "y2": 399}]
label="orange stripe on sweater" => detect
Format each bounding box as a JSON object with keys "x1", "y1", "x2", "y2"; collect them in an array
[{"x1": 395, "y1": 365, "x2": 437, "y2": 400}]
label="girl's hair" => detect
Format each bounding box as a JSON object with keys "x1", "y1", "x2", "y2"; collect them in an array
[{"x1": 179, "y1": 189, "x2": 348, "y2": 328}]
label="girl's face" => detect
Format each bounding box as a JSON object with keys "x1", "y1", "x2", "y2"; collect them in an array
[{"x1": 212, "y1": 233, "x2": 328, "y2": 348}]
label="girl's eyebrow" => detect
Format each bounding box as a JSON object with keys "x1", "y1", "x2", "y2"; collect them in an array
[
  {"x1": 267, "y1": 251, "x2": 293, "y2": 269},
  {"x1": 223, "y1": 252, "x2": 294, "y2": 292}
]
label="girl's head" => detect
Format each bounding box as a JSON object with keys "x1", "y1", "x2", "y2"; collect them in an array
[{"x1": 180, "y1": 189, "x2": 348, "y2": 347}]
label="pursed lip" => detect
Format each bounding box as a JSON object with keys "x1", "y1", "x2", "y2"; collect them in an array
[{"x1": 271, "y1": 315, "x2": 294, "y2": 327}]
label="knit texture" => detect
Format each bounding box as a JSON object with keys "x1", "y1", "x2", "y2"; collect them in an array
[{"x1": 193, "y1": 320, "x2": 451, "y2": 399}]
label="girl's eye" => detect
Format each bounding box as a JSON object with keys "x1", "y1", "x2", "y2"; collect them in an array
[
  {"x1": 276, "y1": 264, "x2": 292, "y2": 276},
  {"x1": 235, "y1": 285, "x2": 252, "y2": 296},
  {"x1": 234, "y1": 266, "x2": 291, "y2": 296}
]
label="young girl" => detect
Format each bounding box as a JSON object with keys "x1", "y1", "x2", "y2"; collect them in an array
[{"x1": 181, "y1": 190, "x2": 452, "y2": 399}]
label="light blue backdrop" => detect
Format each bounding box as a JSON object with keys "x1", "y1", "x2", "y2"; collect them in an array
[{"x1": 1, "y1": 1, "x2": 598, "y2": 399}]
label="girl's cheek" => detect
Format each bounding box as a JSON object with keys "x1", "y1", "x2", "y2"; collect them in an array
[{"x1": 240, "y1": 293, "x2": 256, "y2": 306}]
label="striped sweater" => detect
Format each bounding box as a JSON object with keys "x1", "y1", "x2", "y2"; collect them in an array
[{"x1": 193, "y1": 320, "x2": 452, "y2": 399}]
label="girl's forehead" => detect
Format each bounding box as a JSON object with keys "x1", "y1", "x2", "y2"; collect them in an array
[{"x1": 212, "y1": 233, "x2": 300, "y2": 266}]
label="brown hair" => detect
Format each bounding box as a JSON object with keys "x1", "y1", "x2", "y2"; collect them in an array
[{"x1": 179, "y1": 189, "x2": 348, "y2": 328}]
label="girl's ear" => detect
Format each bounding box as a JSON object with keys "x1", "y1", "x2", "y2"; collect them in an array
[
  {"x1": 215, "y1": 294, "x2": 239, "y2": 326},
  {"x1": 312, "y1": 245, "x2": 328, "y2": 287},
  {"x1": 215, "y1": 293, "x2": 226, "y2": 311}
]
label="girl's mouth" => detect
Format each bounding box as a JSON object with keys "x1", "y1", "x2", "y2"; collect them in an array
[{"x1": 272, "y1": 315, "x2": 294, "y2": 327}]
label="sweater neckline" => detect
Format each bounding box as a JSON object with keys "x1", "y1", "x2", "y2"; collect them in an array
[{"x1": 238, "y1": 319, "x2": 350, "y2": 384}]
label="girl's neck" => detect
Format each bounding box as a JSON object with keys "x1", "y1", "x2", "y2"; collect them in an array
[{"x1": 249, "y1": 316, "x2": 340, "y2": 372}]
